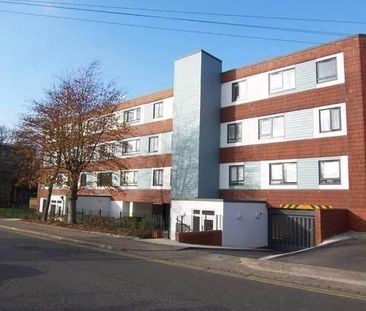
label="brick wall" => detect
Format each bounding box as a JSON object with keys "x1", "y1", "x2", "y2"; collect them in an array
[
  {"x1": 348, "y1": 209, "x2": 366, "y2": 232},
  {"x1": 176, "y1": 230, "x2": 222, "y2": 246},
  {"x1": 220, "y1": 36, "x2": 366, "y2": 215},
  {"x1": 315, "y1": 209, "x2": 349, "y2": 244}
]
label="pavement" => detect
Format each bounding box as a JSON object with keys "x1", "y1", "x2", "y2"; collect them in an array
[
  {"x1": 1, "y1": 218, "x2": 366, "y2": 298},
  {"x1": 2, "y1": 230, "x2": 366, "y2": 310}
]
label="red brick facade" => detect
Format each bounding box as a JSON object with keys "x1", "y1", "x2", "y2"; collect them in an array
[{"x1": 220, "y1": 36, "x2": 366, "y2": 218}]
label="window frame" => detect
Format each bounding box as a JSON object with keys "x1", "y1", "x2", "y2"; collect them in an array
[
  {"x1": 319, "y1": 107, "x2": 342, "y2": 133},
  {"x1": 148, "y1": 136, "x2": 159, "y2": 153},
  {"x1": 122, "y1": 139, "x2": 140, "y2": 154},
  {"x1": 269, "y1": 67, "x2": 295, "y2": 94},
  {"x1": 152, "y1": 169, "x2": 163, "y2": 187},
  {"x1": 227, "y1": 122, "x2": 242, "y2": 143},
  {"x1": 231, "y1": 79, "x2": 247, "y2": 102},
  {"x1": 229, "y1": 165, "x2": 245, "y2": 186},
  {"x1": 269, "y1": 162, "x2": 297, "y2": 185},
  {"x1": 97, "y1": 172, "x2": 113, "y2": 187},
  {"x1": 80, "y1": 173, "x2": 87, "y2": 187},
  {"x1": 258, "y1": 115, "x2": 284, "y2": 139},
  {"x1": 316, "y1": 57, "x2": 338, "y2": 84},
  {"x1": 123, "y1": 107, "x2": 141, "y2": 124},
  {"x1": 120, "y1": 170, "x2": 138, "y2": 186},
  {"x1": 319, "y1": 159, "x2": 341, "y2": 185},
  {"x1": 153, "y1": 102, "x2": 163, "y2": 119}
]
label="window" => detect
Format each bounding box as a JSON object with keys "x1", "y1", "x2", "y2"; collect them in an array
[
  {"x1": 97, "y1": 172, "x2": 112, "y2": 187},
  {"x1": 153, "y1": 102, "x2": 163, "y2": 119},
  {"x1": 319, "y1": 160, "x2": 341, "y2": 185},
  {"x1": 80, "y1": 174, "x2": 87, "y2": 187},
  {"x1": 259, "y1": 116, "x2": 284, "y2": 139},
  {"x1": 152, "y1": 169, "x2": 163, "y2": 186},
  {"x1": 270, "y1": 162, "x2": 297, "y2": 185},
  {"x1": 232, "y1": 80, "x2": 247, "y2": 102},
  {"x1": 319, "y1": 107, "x2": 341, "y2": 133},
  {"x1": 121, "y1": 171, "x2": 138, "y2": 186},
  {"x1": 269, "y1": 68, "x2": 295, "y2": 93},
  {"x1": 317, "y1": 57, "x2": 337, "y2": 84},
  {"x1": 229, "y1": 165, "x2": 244, "y2": 185},
  {"x1": 123, "y1": 108, "x2": 141, "y2": 123},
  {"x1": 56, "y1": 174, "x2": 64, "y2": 187},
  {"x1": 149, "y1": 136, "x2": 159, "y2": 153},
  {"x1": 227, "y1": 123, "x2": 242, "y2": 143},
  {"x1": 122, "y1": 139, "x2": 140, "y2": 154}
]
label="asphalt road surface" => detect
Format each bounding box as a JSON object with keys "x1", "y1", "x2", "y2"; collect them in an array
[{"x1": 0, "y1": 229, "x2": 365, "y2": 310}]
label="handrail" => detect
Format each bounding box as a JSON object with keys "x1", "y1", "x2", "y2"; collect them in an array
[{"x1": 176, "y1": 216, "x2": 192, "y2": 233}]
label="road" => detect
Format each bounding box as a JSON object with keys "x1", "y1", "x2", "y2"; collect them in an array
[{"x1": 0, "y1": 230, "x2": 365, "y2": 310}]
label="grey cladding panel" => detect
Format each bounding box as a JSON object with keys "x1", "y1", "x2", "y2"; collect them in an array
[
  {"x1": 230, "y1": 162, "x2": 261, "y2": 190},
  {"x1": 295, "y1": 60, "x2": 316, "y2": 92},
  {"x1": 297, "y1": 158, "x2": 319, "y2": 189},
  {"x1": 285, "y1": 109, "x2": 313, "y2": 140}
]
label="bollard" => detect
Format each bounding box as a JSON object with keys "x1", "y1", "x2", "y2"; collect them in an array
[{"x1": 99, "y1": 209, "x2": 101, "y2": 217}]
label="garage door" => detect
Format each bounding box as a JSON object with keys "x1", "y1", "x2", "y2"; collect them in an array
[{"x1": 269, "y1": 209, "x2": 315, "y2": 251}]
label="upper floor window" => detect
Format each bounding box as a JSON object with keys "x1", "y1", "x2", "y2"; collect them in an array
[
  {"x1": 259, "y1": 116, "x2": 284, "y2": 139},
  {"x1": 121, "y1": 171, "x2": 138, "y2": 186},
  {"x1": 122, "y1": 139, "x2": 140, "y2": 154},
  {"x1": 123, "y1": 108, "x2": 141, "y2": 124},
  {"x1": 269, "y1": 68, "x2": 295, "y2": 94},
  {"x1": 152, "y1": 169, "x2": 163, "y2": 186},
  {"x1": 316, "y1": 57, "x2": 337, "y2": 84},
  {"x1": 153, "y1": 102, "x2": 163, "y2": 119},
  {"x1": 149, "y1": 136, "x2": 159, "y2": 153},
  {"x1": 319, "y1": 160, "x2": 341, "y2": 185},
  {"x1": 80, "y1": 173, "x2": 87, "y2": 187},
  {"x1": 97, "y1": 172, "x2": 112, "y2": 187},
  {"x1": 227, "y1": 122, "x2": 242, "y2": 143},
  {"x1": 229, "y1": 165, "x2": 244, "y2": 185},
  {"x1": 270, "y1": 162, "x2": 297, "y2": 185},
  {"x1": 232, "y1": 80, "x2": 247, "y2": 102},
  {"x1": 319, "y1": 107, "x2": 341, "y2": 133}
]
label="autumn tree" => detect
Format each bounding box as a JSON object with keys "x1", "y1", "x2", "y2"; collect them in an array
[
  {"x1": 19, "y1": 62, "x2": 130, "y2": 223},
  {"x1": 16, "y1": 100, "x2": 65, "y2": 220}
]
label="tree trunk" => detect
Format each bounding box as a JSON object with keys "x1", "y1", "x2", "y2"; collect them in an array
[
  {"x1": 67, "y1": 181, "x2": 78, "y2": 224},
  {"x1": 42, "y1": 183, "x2": 53, "y2": 221}
]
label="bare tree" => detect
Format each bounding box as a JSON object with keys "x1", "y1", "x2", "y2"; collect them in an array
[{"x1": 19, "y1": 62, "x2": 130, "y2": 223}]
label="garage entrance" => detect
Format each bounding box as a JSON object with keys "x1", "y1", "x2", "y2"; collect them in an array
[{"x1": 269, "y1": 209, "x2": 315, "y2": 251}]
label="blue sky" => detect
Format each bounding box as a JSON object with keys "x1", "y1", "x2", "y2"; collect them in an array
[{"x1": 1, "y1": 0, "x2": 366, "y2": 127}]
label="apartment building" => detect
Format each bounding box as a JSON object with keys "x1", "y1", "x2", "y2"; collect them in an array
[{"x1": 38, "y1": 34, "x2": 366, "y2": 249}]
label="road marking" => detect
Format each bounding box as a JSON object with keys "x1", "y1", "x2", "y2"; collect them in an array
[{"x1": 2, "y1": 226, "x2": 366, "y2": 303}]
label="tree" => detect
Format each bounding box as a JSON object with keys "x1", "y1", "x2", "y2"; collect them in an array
[{"x1": 19, "y1": 62, "x2": 130, "y2": 223}]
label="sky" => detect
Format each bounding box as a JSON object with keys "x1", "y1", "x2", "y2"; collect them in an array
[{"x1": 1, "y1": 0, "x2": 366, "y2": 127}]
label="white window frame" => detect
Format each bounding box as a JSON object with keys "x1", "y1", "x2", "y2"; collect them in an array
[
  {"x1": 152, "y1": 169, "x2": 163, "y2": 187},
  {"x1": 231, "y1": 79, "x2": 247, "y2": 102},
  {"x1": 123, "y1": 107, "x2": 141, "y2": 124},
  {"x1": 258, "y1": 115, "x2": 284, "y2": 139},
  {"x1": 148, "y1": 136, "x2": 159, "y2": 153},
  {"x1": 269, "y1": 162, "x2": 297, "y2": 185},
  {"x1": 122, "y1": 139, "x2": 140, "y2": 155},
  {"x1": 269, "y1": 67, "x2": 295, "y2": 94},
  {"x1": 120, "y1": 170, "x2": 138, "y2": 186},
  {"x1": 153, "y1": 102, "x2": 163, "y2": 119}
]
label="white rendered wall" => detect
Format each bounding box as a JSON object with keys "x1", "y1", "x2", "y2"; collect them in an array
[
  {"x1": 222, "y1": 202, "x2": 267, "y2": 248},
  {"x1": 170, "y1": 200, "x2": 224, "y2": 240}
]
